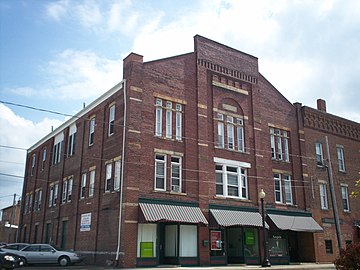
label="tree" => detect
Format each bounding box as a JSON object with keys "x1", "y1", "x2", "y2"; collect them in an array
[
  {"x1": 350, "y1": 179, "x2": 360, "y2": 198},
  {"x1": 334, "y1": 242, "x2": 360, "y2": 270}
]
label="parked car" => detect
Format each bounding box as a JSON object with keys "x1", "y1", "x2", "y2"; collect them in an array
[
  {"x1": 0, "y1": 244, "x2": 29, "y2": 251},
  {"x1": 0, "y1": 248, "x2": 24, "y2": 270},
  {"x1": 2, "y1": 244, "x2": 82, "y2": 266}
]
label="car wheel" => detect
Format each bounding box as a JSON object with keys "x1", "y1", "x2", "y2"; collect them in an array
[
  {"x1": 58, "y1": 256, "x2": 70, "y2": 266},
  {"x1": 20, "y1": 256, "x2": 27, "y2": 266}
]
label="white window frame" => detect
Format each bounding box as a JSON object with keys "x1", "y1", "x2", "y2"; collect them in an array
[
  {"x1": 315, "y1": 142, "x2": 324, "y2": 166},
  {"x1": 62, "y1": 180, "x2": 68, "y2": 204},
  {"x1": 89, "y1": 170, "x2": 95, "y2": 197},
  {"x1": 109, "y1": 105, "x2": 115, "y2": 136},
  {"x1": 283, "y1": 131, "x2": 289, "y2": 162},
  {"x1": 67, "y1": 178, "x2": 73, "y2": 202},
  {"x1": 155, "y1": 99, "x2": 162, "y2": 137},
  {"x1": 270, "y1": 128, "x2": 276, "y2": 159},
  {"x1": 274, "y1": 174, "x2": 282, "y2": 203},
  {"x1": 34, "y1": 189, "x2": 42, "y2": 212},
  {"x1": 237, "y1": 118, "x2": 244, "y2": 152},
  {"x1": 341, "y1": 185, "x2": 350, "y2": 212},
  {"x1": 166, "y1": 101, "x2": 172, "y2": 138},
  {"x1": 41, "y1": 148, "x2": 46, "y2": 171},
  {"x1": 215, "y1": 162, "x2": 249, "y2": 199},
  {"x1": 89, "y1": 118, "x2": 95, "y2": 146},
  {"x1": 31, "y1": 154, "x2": 36, "y2": 176},
  {"x1": 227, "y1": 116, "x2": 234, "y2": 150},
  {"x1": 337, "y1": 146, "x2": 345, "y2": 172},
  {"x1": 284, "y1": 175, "x2": 292, "y2": 204},
  {"x1": 171, "y1": 156, "x2": 181, "y2": 193},
  {"x1": 105, "y1": 163, "x2": 112, "y2": 192},
  {"x1": 53, "y1": 184, "x2": 58, "y2": 206},
  {"x1": 155, "y1": 154, "x2": 166, "y2": 191},
  {"x1": 114, "y1": 160, "x2": 121, "y2": 190},
  {"x1": 175, "y1": 104, "x2": 182, "y2": 140},
  {"x1": 49, "y1": 185, "x2": 54, "y2": 207},
  {"x1": 276, "y1": 129, "x2": 283, "y2": 160},
  {"x1": 80, "y1": 173, "x2": 86, "y2": 199},
  {"x1": 217, "y1": 113, "x2": 224, "y2": 148},
  {"x1": 319, "y1": 182, "x2": 328, "y2": 210}
]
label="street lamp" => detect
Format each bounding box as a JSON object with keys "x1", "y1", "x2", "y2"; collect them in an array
[{"x1": 259, "y1": 189, "x2": 271, "y2": 267}]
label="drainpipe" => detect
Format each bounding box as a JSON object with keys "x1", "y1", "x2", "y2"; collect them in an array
[{"x1": 116, "y1": 79, "x2": 127, "y2": 263}]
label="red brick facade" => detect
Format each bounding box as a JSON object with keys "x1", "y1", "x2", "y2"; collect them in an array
[{"x1": 19, "y1": 35, "x2": 360, "y2": 267}]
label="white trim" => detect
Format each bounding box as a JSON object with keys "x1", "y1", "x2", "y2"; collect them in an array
[
  {"x1": 54, "y1": 132, "x2": 64, "y2": 144},
  {"x1": 213, "y1": 157, "x2": 251, "y2": 168},
  {"x1": 69, "y1": 124, "x2": 77, "y2": 135},
  {"x1": 28, "y1": 81, "x2": 124, "y2": 152}
]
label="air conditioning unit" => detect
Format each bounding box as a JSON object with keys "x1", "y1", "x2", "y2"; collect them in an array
[{"x1": 171, "y1": 185, "x2": 180, "y2": 192}]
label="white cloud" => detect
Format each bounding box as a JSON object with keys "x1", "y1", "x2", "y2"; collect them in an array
[
  {"x1": 46, "y1": 0, "x2": 69, "y2": 21},
  {"x1": 0, "y1": 104, "x2": 63, "y2": 209},
  {"x1": 75, "y1": 0, "x2": 103, "y2": 30}
]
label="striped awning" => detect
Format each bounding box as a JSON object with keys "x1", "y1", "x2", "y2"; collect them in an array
[
  {"x1": 268, "y1": 214, "x2": 323, "y2": 232},
  {"x1": 139, "y1": 202, "x2": 208, "y2": 225},
  {"x1": 210, "y1": 209, "x2": 269, "y2": 229}
]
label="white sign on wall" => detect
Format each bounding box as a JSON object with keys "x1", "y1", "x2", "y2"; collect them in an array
[{"x1": 80, "y1": 213, "x2": 91, "y2": 232}]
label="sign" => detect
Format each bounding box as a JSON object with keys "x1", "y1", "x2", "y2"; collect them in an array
[
  {"x1": 80, "y1": 213, "x2": 91, "y2": 232},
  {"x1": 140, "y1": 242, "x2": 153, "y2": 258},
  {"x1": 210, "y1": 231, "x2": 222, "y2": 250},
  {"x1": 245, "y1": 231, "x2": 254, "y2": 245}
]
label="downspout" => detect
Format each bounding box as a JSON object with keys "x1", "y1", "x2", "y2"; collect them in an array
[{"x1": 116, "y1": 79, "x2": 127, "y2": 263}]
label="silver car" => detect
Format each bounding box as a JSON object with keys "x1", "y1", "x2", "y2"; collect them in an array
[{"x1": 2, "y1": 244, "x2": 82, "y2": 266}]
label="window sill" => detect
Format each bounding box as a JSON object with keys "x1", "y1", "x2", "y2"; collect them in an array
[
  {"x1": 152, "y1": 190, "x2": 187, "y2": 196},
  {"x1": 154, "y1": 135, "x2": 183, "y2": 142},
  {"x1": 214, "y1": 195, "x2": 251, "y2": 202},
  {"x1": 214, "y1": 146, "x2": 250, "y2": 155}
]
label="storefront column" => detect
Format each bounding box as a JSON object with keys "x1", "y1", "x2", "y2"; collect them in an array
[{"x1": 199, "y1": 225, "x2": 210, "y2": 266}]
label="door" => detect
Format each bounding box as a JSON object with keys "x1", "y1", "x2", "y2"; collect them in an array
[
  {"x1": 288, "y1": 232, "x2": 299, "y2": 262},
  {"x1": 227, "y1": 228, "x2": 243, "y2": 264}
]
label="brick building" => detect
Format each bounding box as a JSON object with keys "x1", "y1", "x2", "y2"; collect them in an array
[
  {"x1": 0, "y1": 200, "x2": 21, "y2": 243},
  {"x1": 19, "y1": 35, "x2": 360, "y2": 267}
]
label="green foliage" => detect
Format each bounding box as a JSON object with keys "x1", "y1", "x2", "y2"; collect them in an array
[
  {"x1": 334, "y1": 242, "x2": 360, "y2": 270},
  {"x1": 351, "y1": 179, "x2": 360, "y2": 198}
]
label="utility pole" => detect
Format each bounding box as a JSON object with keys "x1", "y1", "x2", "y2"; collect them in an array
[{"x1": 325, "y1": 136, "x2": 342, "y2": 250}]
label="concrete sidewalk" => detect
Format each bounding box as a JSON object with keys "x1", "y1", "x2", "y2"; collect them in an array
[{"x1": 132, "y1": 263, "x2": 336, "y2": 270}]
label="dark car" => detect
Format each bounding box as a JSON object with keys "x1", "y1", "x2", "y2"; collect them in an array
[
  {"x1": 0, "y1": 248, "x2": 24, "y2": 270},
  {"x1": 3, "y1": 244, "x2": 82, "y2": 266},
  {"x1": 0, "y1": 244, "x2": 29, "y2": 251}
]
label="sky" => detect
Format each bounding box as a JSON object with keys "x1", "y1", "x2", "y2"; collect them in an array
[{"x1": 0, "y1": 0, "x2": 360, "y2": 210}]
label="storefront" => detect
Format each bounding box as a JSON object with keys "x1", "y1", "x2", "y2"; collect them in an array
[
  {"x1": 136, "y1": 199, "x2": 208, "y2": 267},
  {"x1": 266, "y1": 209, "x2": 323, "y2": 264},
  {"x1": 209, "y1": 206, "x2": 268, "y2": 265}
]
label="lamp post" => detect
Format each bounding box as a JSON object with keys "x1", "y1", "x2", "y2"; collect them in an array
[{"x1": 259, "y1": 189, "x2": 271, "y2": 267}]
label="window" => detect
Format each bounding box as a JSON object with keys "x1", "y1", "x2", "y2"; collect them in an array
[
  {"x1": 155, "y1": 99, "x2": 162, "y2": 137},
  {"x1": 62, "y1": 180, "x2": 68, "y2": 204},
  {"x1": 274, "y1": 174, "x2": 282, "y2": 203},
  {"x1": 31, "y1": 154, "x2": 36, "y2": 176},
  {"x1": 215, "y1": 162, "x2": 248, "y2": 199},
  {"x1": 109, "y1": 105, "x2": 115, "y2": 136},
  {"x1": 171, "y1": 157, "x2": 181, "y2": 193},
  {"x1": 29, "y1": 193, "x2": 33, "y2": 213},
  {"x1": 175, "y1": 104, "x2": 182, "y2": 140},
  {"x1": 49, "y1": 184, "x2": 58, "y2": 207},
  {"x1": 41, "y1": 148, "x2": 46, "y2": 171},
  {"x1": 114, "y1": 160, "x2": 121, "y2": 190},
  {"x1": 53, "y1": 183, "x2": 58, "y2": 206},
  {"x1": 274, "y1": 174, "x2": 292, "y2": 204},
  {"x1": 53, "y1": 132, "x2": 64, "y2": 165},
  {"x1": 319, "y1": 183, "x2": 328, "y2": 210},
  {"x1": 217, "y1": 114, "x2": 224, "y2": 148},
  {"x1": 337, "y1": 146, "x2": 345, "y2": 172},
  {"x1": 341, "y1": 185, "x2": 350, "y2": 212},
  {"x1": 155, "y1": 154, "x2": 166, "y2": 191},
  {"x1": 227, "y1": 116, "x2": 235, "y2": 149},
  {"x1": 270, "y1": 128, "x2": 290, "y2": 162},
  {"x1": 325, "y1": 240, "x2": 333, "y2": 254},
  {"x1": 315, "y1": 142, "x2": 324, "y2": 166},
  {"x1": 155, "y1": 98, "x2": 184, "y2": 140},
  {"x1": 105, "y1": 163, "x2": 112, "y2": 192},
  {"x1": 67, "y1": 124, "x2": 76, "y2": 157},
  {"x1": 80, "y1": 173, "x2": 86, "y2": 199},
  {"x1": 166, "y1": 101, "x2": 172, "y2": 138},
  {"x1": 89, "y1": 170, "x2": 95, "y2": 197},
  {"x1": 217, "y1": 113, "x2": 245, "y2": 152},
  {"x1": 237, "y1": 119, "x2": 244, "y2": 152},
  {"x1": 25, "y1": 193, "x2": 31, "y2": 213},
  {"x1": 67, "y1": 178, "x2": 73, "y2": 202},
  {"x1": 89, "y1": 118, "x2": 95, "y2": 146},
  {"x1": 34, "y1": 189, "x2": 42, "y2": 212}
]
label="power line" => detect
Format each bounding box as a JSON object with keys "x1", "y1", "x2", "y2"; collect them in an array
[{"x1": 0, "y1": 145, "x2": 27, "y2": 151}]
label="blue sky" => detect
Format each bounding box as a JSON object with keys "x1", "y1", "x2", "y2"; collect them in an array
[{"x1": 1, "y1": 0, "x2": 360, "y2": 210}]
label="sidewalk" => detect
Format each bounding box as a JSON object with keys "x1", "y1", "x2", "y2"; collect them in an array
[{"x1": 131, "y1": 263, "x2": 336, "y2": 270}]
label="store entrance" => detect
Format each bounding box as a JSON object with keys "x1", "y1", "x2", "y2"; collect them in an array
[{"x1": 227, "y1": 228, "x2": 244, "y2": 263}]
